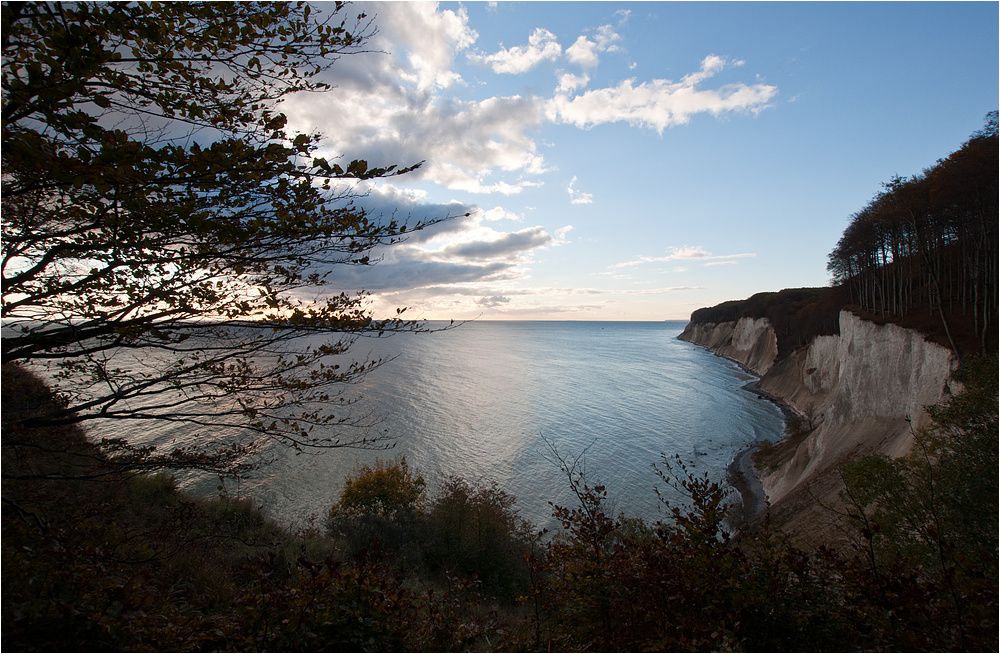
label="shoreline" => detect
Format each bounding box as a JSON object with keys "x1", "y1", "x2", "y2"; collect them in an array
[
  {"x1": 729, "y1": 370, "x2": 792, "y2": 520},
  {"x1": 742, "y1": 378, "x2": 800, "y2": 422},
  {"x1": 727, "y1": 444, "x2": 768, "y2": 520},
  {"x1": 678, "y1": 335, "x2": 790, "y2": 520}
]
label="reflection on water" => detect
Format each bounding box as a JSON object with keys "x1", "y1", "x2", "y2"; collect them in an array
[{"x1": 94, "y1": 321, "x2": 785, "y2": 530}]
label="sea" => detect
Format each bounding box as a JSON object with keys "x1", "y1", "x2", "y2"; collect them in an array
[{"x1": 100, "y1": 320, "x2": 787, "y2": 531}]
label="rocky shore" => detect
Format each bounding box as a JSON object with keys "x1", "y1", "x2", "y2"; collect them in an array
[{"x1": 726, "y1": 444, "x2": 767, "y2": 521}]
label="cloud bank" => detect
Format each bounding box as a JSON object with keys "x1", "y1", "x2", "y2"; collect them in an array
[
  {"x1": 286, "y1": 4, "x2": 777, "y2": 196},
  {"x1": 612, "y1": 246, "x2": 757, "y2": 269},
  {"x1": 278, "y1": 4, "x2": 777, "y2": 317}
]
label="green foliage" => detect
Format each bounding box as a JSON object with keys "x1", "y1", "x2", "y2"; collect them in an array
[
  {"x1": 324, "y1": 459, "x2": 535, "y2": 600},
  {"x1": 3, "y1": 368, "x2": 513, "y2": 651},
  {"x1": 5, "y1": 366, "x2": 998, "y2": 651},
  {"x1": 333, "y1": 456, "x2": 427, "y2": 519},
  {"x1": 324, "y1": 457, "x2": 427, "y2": 569},
  {"x1": 237, "y1": 553, "x2": 420, "y2": 651},
  {"x1": 827, "y1": 112, "x2": 998, "y2": 355},
  {"x1": 425, "y1": 476, "x2": 534, "y2": 600},
  {"x1": 525, "y1": 451, "x2": 866, "y2": 651},
  {"x1": 843, "y1": 355, "x2": 998, "y2": 570}
]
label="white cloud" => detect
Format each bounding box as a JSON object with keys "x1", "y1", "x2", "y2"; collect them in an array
[
  {"x1": 317, "y1": 201, "x2": 565, "y2": 302},
  {"x1": 620, "y1": 286, "x2": 702, "y2": 295},
  {"x1": 285, "y1": 6, "x2": 776, "y2": 203},
  {"x1": 480, "y1": 206, "x2": 523, "y2": 222},
  {"x1": 566, "y1": 35, "x2": 600, "y2": 68},
  {"x1": 469, "y1": 27, "x2": 562, "y2": 74},
  {"x1": 373, "y1": 2, "x2": 478, "y2": 91},
  {"x1": 292, "y1": 86, "x2": 549, "y2": 194},
  {"x1": 477, "y1": 295, "x2": 511, "y2": 307},
  {"x1": 564, "y1": 20, "x2": 623, "y2": 69},
  {"x1": 666, "y1": 245, "x2": 712, "y2": 260},
  {"x1": 441, "y1": 226, "x2": 554, "y2": 259},
  {"x1": 267, "y1": 5, "x2": 787, "y2": 319},
  {"x1": 282, "y1": 3, "x2": 556, "y2": 195},
  {"x1": 548, "y1": 55, "x2": 778, "y2": 133},
  {"x1": 567, "y1": 176, "x2": 594, "y2": 204},
  {"x1": 557, "y1": 72, "x2": 590, "y2": 93},
  {"x1": 432, "y1": 166, "x2": 545, "y2": 196},
  {"x1": 594, "y1": 23, "x2": 623, "y2": 52},
  {"x1": 680, "y1": 54, "x2": 727, "y2": 86},
  {"x1": 612, "y1": 245, "x2": 756, "y2": 269},
  {"x1": 365, "y1": 181, "x2": 430, "y2": 205}
]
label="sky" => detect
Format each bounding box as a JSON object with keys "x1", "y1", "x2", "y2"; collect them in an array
[{"x1": 283, "y1": 1, "x2": 998, "y2": 321}]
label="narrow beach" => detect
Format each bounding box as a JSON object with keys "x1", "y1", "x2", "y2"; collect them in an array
[{"x1": 727, "y1": 445, "x2": 768, "y2": 519}]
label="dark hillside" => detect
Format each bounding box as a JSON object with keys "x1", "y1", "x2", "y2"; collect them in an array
[
  {"x1": 1, "y1": 364, "x2": 459, "y2": 651},
  {"x1": 689, "y1": 286, "x2": 846, "y2": 359}
]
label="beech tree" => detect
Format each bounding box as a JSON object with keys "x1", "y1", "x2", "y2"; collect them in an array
[
  {"x1": 827, "y1": 112, "x2": 998, "y2": 356},
  {"x1": 1, "y1": 2, "x2": 455, "y2": 475}
]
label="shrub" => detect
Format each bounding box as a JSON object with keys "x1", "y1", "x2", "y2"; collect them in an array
[
  {"x1": 331, "y1": 456, "x2": 426, "y2": 519},
  {"x1": 841, "y1": 354, "x2": 998, "y2": 650},
  {"x1": 326, "y1": 457, "x2": 428, "y2": 567},
  {"x1": 425, "y1": 476, "x2": 534, "y2": 600}
]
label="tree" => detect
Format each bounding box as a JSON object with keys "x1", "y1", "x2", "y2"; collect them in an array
[
  {"x1": 826, "y1": 112, "x2": 998, "y2": 355},
  {"x1": 1, "y1": 2, "x2": 458, "y2": 476}
]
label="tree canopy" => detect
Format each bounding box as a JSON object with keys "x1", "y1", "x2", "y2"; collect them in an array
[
  {"x1": 827, "y1": 112, "x2": 998, "y2": 356},
  {"x1": 1, "y1": 1, "x2": 453, "y2": 475},
  {"x1": 688, "y1": 287, "x2": 845, "y2": 359},
  {"x1": 692, "y1": 113, "x2": 998, "y2": 361}
]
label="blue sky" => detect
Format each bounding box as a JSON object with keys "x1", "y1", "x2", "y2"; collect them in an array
[{"x1": 286, "y1": 1, "x2": 998, "y2": 321}]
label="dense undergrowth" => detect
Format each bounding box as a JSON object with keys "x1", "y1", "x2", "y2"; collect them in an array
[{"x1": 3, "y1": 361, "x2": 997, "y2": 651}]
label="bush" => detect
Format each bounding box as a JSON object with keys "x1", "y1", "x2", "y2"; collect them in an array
[
  {"x1": 425, "y1": 476, "x2": 534, "y2": 600},
  {"x1": 332, "y1": 456, "x2": 426, "y2": 519},
  {"x1": 326, "y1": 457, "x2": 428, "y2": 566}
]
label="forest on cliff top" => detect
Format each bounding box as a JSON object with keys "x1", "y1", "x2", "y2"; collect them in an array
[{"x1": 692, "y1": 113, "x2": 998, "y2": 361}]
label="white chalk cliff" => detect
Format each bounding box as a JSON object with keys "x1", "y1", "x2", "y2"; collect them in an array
[{"x1": 679, "y1": 310, "x2": 958, "y2": 537}]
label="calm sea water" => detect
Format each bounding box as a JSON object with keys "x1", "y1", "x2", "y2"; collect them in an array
[
  {"x1": 90, "y1": 321, "x2": 785, "y2": 530},
  {"x1": 185, "y1": 321, "x2": 784, "y2": 529}
]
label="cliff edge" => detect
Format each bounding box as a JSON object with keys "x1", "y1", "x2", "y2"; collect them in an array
[{"x1": 679, "y1": 310, "x2": 958, "y2": 544}]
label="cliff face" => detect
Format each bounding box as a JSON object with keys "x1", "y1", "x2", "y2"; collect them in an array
[
  {"x1": 680, "y1": 310, "x2": 958, "y2": 539},
  {"x1": 678, "y1": 317, "x2": 779, "y2": 375}
]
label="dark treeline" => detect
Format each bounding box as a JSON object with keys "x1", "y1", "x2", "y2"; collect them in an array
[
  {"x1": 690, "y1": 287, "x2": 846, "y2": 360},
  {"x1": 827, "y1": 112, "x2": 998, "y2": 356}
]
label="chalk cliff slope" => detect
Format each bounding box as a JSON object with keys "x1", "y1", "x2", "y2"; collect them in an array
[{"x1": 679, "y1": 310, "x2": 957, "y2": 542}]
